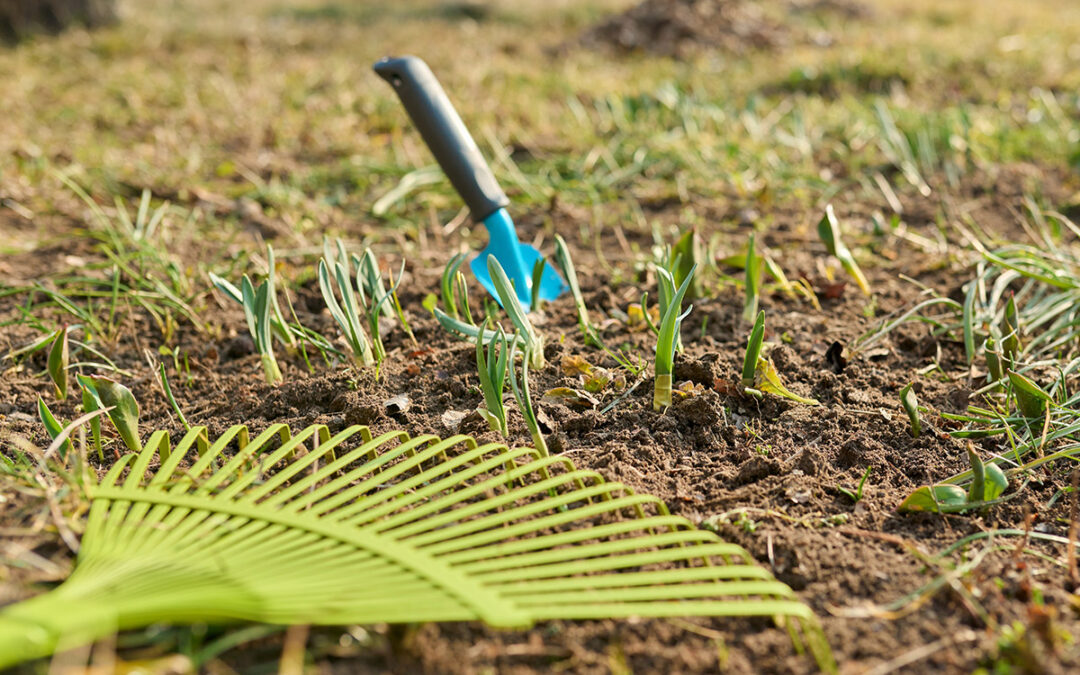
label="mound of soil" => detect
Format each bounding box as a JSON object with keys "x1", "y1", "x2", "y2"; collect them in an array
[
  {"x1": 0, "y1": 0, "x2": 115, "y2": 43},
  {"x1": 580, "y1": 0, "x2": 866, "y2": 57}
]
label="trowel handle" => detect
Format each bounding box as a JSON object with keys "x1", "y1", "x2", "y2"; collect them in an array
[{"x1": 374, "y1": 56, "x2": 509, "y2": 221}]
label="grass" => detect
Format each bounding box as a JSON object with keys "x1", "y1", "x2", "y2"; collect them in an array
[{"x1": 0, "y1": 2, "x2": 1075, "y2": 253}]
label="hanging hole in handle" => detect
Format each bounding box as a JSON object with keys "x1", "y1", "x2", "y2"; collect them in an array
[{"x1": 391, "y1": 75, "x2": 403, "y2": 88}]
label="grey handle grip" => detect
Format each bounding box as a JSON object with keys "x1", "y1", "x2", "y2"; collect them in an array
[{"x1": 374, "y1": 56, "x2": 508, "y2": 221}]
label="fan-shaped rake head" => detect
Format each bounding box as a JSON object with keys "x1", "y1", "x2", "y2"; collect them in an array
[{"x1": 0, "y1": 423, "x2": 834, "y2": 671}]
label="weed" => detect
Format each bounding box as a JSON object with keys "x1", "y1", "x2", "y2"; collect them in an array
[{"x1": 837, "y1": 466, "x2": 872, "y2": 504}]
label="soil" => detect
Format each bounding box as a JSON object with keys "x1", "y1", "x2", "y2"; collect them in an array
[
  {"x1": 578, "y1": 0, "x2": 870, "y2": 58},
  {"x1": 2, "y1": 163, "x2": 1080, "y2": 673},
  {"x1": 0, "y1": 0, "x2": 115, "y2": 43}
]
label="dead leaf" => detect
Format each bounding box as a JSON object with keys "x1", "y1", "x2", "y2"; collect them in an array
[{"x1": 542, "y1": 387, "x2": 599, "y2": 410}]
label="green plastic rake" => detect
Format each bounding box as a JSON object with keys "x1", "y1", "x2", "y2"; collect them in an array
[{"x1": 0, "y1": 424, "x2": 834, "y2": 671}]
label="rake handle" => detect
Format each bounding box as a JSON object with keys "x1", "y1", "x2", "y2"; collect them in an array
[{"x1": 374, "y1": 55, "x2": 509, "y2": 221}]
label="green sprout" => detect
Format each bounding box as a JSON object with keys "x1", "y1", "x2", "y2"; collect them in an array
[
  {"x1": 742, "y1": 310, "x2": 766, "y2": 391},
  {"x1": 475, "y1": 320, "x2": 510, "y2": 435},
  {"x1": 241, "y1": 274, "x2": 284, "y2": 385},
  {"x1": 643, "y1": 259, "x2": 693, "y2": 353},
  {"x1": 354, "y1": 248, "x2": 407, "y2": 368},
  {"x1": 318, "y1": 246, "x2": 375, "y2": 368},
  {"x1": 156, "y1": 362, "x2": 190, "y2": 432},
  {"x1": 46, "y1": 325, "x2": 69, "y2": 400},
  {"x1": 899, "y1": 382, "x2": 921, "y2": 438},
  {"x1": 355, "y1": 248, "x2": 396, "y2": 320},
  {"x1": 744, "y1": 233, "x2": 762, "y2": 324},
  {"x1": 434, "y1": 307, "x2": 526, "y2": 349},
  {"x1": 1008, "y1": 369, "x2": 1051, "y2": 419},
  {"x1": 37, "y1": 397, "x2": 71, "y2": 460},
  {"x1": 487, "y1": 255, "x2": 545, "y2": 370},
  {"x1": 983, "y1": 337, "x2": 1005, "y2": 387},
  {"x1": 653, "y1": 265, "x2": 696, "y2": 411},
  {"x1": 530, "y1": 258, "x2": 545, "y2": 313},
  {"x1": 817, "y1": 204, "x2": 871, "y2": 296},
  {"x1": 669, "y1": 227, "x2": 705, "y2": 299},
  {"x1": 209, "y1": 244, "x2": 297, "y2": 351},
  {"x1": 77, "y1": 374, "x2": 141, "y2": 454},
  {"x1": 837, "y1": 466, "x2": 872, "y2": 504},
  {"x1": 899, "y1": 443, "x2": 1008, "y2": 513},
  {"x1": 741, "y1": 311, "x2": 819, "y2": 406},
  {"x1": 509, "y1": 338, "x2": 548, "y2": 456},
  {"x1": 554, "y1": 234, "x2": 601, "y2": 347},
  {"x1": 441, "y1": 252, "x2": 474, "y2": 323},
  {"x1": 1001, "y1": 293, "x2": 1021, "y2": 370},
  {"x1": 386, "y1": 264, "x2": 417, "y2": 347}
]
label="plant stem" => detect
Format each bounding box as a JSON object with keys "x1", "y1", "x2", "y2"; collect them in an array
[{"x1": 653, "y1": 374, "x2": 672, "y2": 412}]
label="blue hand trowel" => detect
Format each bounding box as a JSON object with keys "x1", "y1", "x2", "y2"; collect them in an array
[{"x1": 374, "y1": 56, "x2": 567, "y2": 310}]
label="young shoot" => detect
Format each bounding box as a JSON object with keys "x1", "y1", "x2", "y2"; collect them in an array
[
  {"x1": 653, "y1": 265, "x2": 696, "y2": 411},
  {"x1": 47, "y1": 325, "x2": 69, "y2": 400},
  {"x1": 156, "y1": 362, "x2": 191, "y2": 432},
  {"x1": 744, "y1": 233, "x2": 762, "y2": 324},
  {"x1": 837, "y1": 466, "x2": 872, "y2": 504},
  {"x1": 817, "y1": 204, "x2": 871, "y2": 296},
  {"x1": 487, "y1": 255, "x2": 545, "y2": 369},
  {"x1": 209, "y1": 244, "x2": 297, "y2": 351},
  {"x1": 669, "y1": 227, "x2": 705, "y2": 299},
  {"x1": 353, "y1": 248, "x2": 396, "y2": 320},
  {"x1": 643, "y1": 260, "x2": 690, "y2": 353},
  {"x1": 78, "y1": 374, "x2": 141, "y2": 454},
  {"x1": 530, "y1": 258, "x2": 545, "y2": 313},
  {"x1": 386, "y1": 264, "x2": 417, "y2": 347},
  {"x1": 354, "y1": 248, "x2": 407, "y2": 367},
  {"x1": 241, "y1": 274, "x2": 284, "y2": 385},
  {"x1": 741, "y1": 311, "x2": 766, "y2": 391},
  {"x1": 1008, "y1": 369, "x2": 1051, "y2": 419},
  {"x1": 318, "y1": 248, "x2": 375, "y2": 368},
  {"x1": 741, "y1": 311, "x2": 819, "y2": 406},
  {"x1": 37, "y1": 398, "x2": 72, "y2": 460},
  {"x1": 899, "y1": 383, "x2": 921, "y2": 438},
  {"x1": 441, "y1": 252, "x2": 474, "y2": 323},
  {"x1": 509, "y1": 338, "x2": 548, "y2": 456},
  {"x1": 554, "y1": 234, "x2": 601, "y2": 347},
  {"x1": 475, "y1": 320, "x2": 510, "y2": 435},
  {"x1": 899, "y1": 443, "x2": 1008, "y2": 513}
]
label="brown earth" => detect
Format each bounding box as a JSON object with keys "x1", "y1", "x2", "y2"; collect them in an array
[
  {"x1": 578, "y1": 0, "x2": 870, "y2": 58},
  {"x1": 0, "y1": 0, "x2": 115, "y2": 43},
  {"x1": 2, "y1": 164, "x2": 1080, "y2": 672}
]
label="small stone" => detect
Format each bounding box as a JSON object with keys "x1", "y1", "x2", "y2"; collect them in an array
[
  {"x1": 441, "y1": 410, "x2": 467, "y2": 432},
  {"x1": 384, "y1": 395, "x2": 410, "y2": 416}
]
